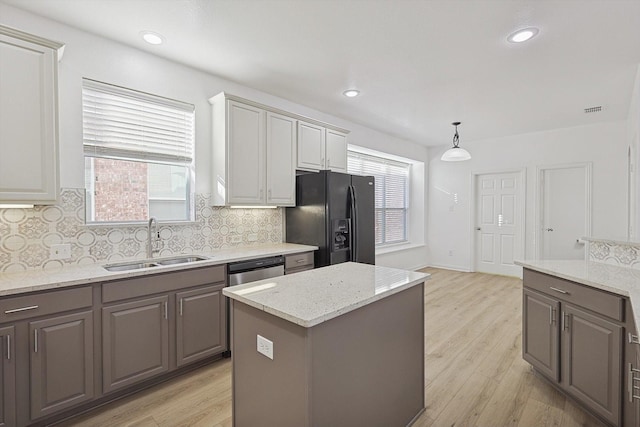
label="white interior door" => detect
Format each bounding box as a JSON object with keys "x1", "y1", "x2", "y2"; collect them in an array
[
  {"x1": 539, "y1": 165, "x2": 590, "y2": 260},
  {"x1": 475, "y1": 172, "x2": 522, "y2": 276}
]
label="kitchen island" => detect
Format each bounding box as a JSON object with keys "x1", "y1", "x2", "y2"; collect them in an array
[{"x1": 223, "y1": 262, "x2": 430, "y2": 427}]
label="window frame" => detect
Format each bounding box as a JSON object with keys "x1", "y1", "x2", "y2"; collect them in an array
[
  {"x1": 347, "y1": 148, "x2": 411, "y2": 247},
  {"x1": 82, "y1": 79, "x2": 195, "y2": 225}
]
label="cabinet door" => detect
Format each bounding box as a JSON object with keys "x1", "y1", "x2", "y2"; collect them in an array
[
  {"x1": 0, "y1": 326, "x2": 15, "y2": 427},
  {"x1": 266, "y1": 112, "x2": 296, "y2": 206},
  {"x1": 0, "y1": 32, "x2": 58, "y2": 204},
  {"x1": 523, "y1": 289, "x2": 560, "y2": 381},
  {"x1": 325, "y1": 129, "x2": 347, "y2": 173},
  {"x1": 29, "y1": 311, "x2": 93, "y2": 420},
  {"x1": 102, "y1": 296, "x2": 169, "y2": 393},
  {"x1": 176, "y1": 284, "x2": 227, "y2": 366},
  {"x1": 297, "y1": 121, "x2": 325, "y2": 171},
  {"x1": 227, "y1": 100, "x2": 265, "y2": 205},
  {"x1": 562, "y1": 304, "x2": 621, "y2": 426}
]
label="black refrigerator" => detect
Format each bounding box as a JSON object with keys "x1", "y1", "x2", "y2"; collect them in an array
[{"x1": 285, "y1": 170, "x2": 375, "y2": 267}]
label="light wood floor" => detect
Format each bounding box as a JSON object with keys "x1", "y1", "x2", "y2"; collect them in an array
[{"x1": 57, "y1": 268, "x2": 606, "y2": 427}]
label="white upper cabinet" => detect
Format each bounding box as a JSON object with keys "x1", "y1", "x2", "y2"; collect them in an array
[
  {"x1": 296, "y1": 121, "x2": 348, "y2": 173},
  {"x1": 266, "y1": 112, "x2": 296, "y2": 206},
  {"x1": 210, "y1": 94, "x2": 296, "y2": 207},
  {"x1": 325, "y1": 129, "x2": 348, "y2": 173},
  {"x1": 0, "y1": 26, "x2": 63, "y2": 205},
  {"x1": 297, "y1": 121, "x2": 325, "y2": 171},
  {"x1": 210, "y1": 92, "x2": 348, "y2": 206}
]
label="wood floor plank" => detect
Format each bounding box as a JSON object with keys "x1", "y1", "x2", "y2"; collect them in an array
[{"x1": 56, "y1": 268, "x2": 605, "y2": 427}]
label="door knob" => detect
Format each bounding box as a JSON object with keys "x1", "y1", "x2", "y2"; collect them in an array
[
  {"x1": 546, "y1": 228, "x2": 554, "y2": 232},
  {"x1": 475, "y1": 227, "x2": 481, "y2": 231}
]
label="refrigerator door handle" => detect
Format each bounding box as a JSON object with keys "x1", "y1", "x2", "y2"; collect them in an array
[{"x1": 349, "y1": 185, "x2": 358, "y2": 262}]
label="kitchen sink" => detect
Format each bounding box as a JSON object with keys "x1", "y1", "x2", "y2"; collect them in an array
[
  {"x1": 103, "y1": 255, "x2": 209, "y2": 271},
  {"x1": 103, "y1": 262, "x2": 159, "y2": 272},
  {"x1": 155, "y1": 255, "x2": 209, "y2": 265}
]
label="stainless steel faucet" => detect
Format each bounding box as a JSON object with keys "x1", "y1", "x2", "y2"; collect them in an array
[{"x1": 147, "y1": 217, "x2": 158, "y2": 258}]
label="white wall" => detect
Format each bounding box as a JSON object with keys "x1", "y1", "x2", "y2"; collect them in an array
[
  {"x1": 0, "y1": 4, "x2": 429, "y2": 270},
  {"x1": 428, "y1": 121, "x2": 628, "y2": 271},
  {"x1": 629, "y1": 65, "x2": 640, "y2": 239}
]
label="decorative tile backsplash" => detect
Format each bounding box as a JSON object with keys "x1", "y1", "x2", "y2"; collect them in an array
[
  {"x1": 0, "y1": 188, "x2": 283, "y2": 273},
  {"x1": 589, "y1": 240, "x2": 640, "y2": 270}
]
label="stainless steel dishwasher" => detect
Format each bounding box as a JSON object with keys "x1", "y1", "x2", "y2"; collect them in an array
[
  {"x1": 227, "y1": 255, "x2": 285, "y2": 286},
  {"x1": 224, "y1": 255, "x2": 285, "y2": 357}
]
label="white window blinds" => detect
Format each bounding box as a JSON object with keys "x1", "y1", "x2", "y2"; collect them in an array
[
  {"x1": 82, "y1": 79, "x2": 195, "y2": 163},
  {"x1": 347, "y1": 150, "x2": 410, "y2": 245}
]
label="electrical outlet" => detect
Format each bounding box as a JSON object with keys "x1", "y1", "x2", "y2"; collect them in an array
[
  {"x1": 448, "y1": 250, "x2": 454, "y2": 256},
  {"x1": 247, "y1": 233, "x2": 258, "y2": 241},
  {"x1": 230, "y1": 235, "x2": 242, "y2": 243},
  {"x1": 50, "y1": 244, "x2": 71, "y2": 260},
  {"x1": 257, "y1": 334, "x2": 273, "y2": 360}
]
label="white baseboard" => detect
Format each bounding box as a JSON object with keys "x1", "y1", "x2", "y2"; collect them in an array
[{"x1": 427, "y1": 263, "x2": 473, "y2": 273}]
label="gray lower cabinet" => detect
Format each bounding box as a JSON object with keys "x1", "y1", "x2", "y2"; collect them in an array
[
  {"x1": 176, "y1": 284, "x2": 226, "y2": 367},
  {"x1": 29, "y1": 311, "x2": 94, "y2": 419},
  {"x1": 102, "y1": 295, "x2": 169, "y2": 393},
  {"x1": 562, "y1": 303, "x2": 621, "y2": 425},
  {"x1": 0, "y1": 326, "x2": 15, "y2": 427},
  {"x1": 284, "y1": 251, "x2": 314, "y2": 274},
  {"x1": 523, "y1": 269, "x2": 626, "y2": 426},
  {"x1": 523, "y1": 289, "x2": 560, "y2": 381}
]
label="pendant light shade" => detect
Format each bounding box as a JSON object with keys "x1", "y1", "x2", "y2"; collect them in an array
[{"x1": 441, "y1": 122, "x2": 471, "y2": 162}]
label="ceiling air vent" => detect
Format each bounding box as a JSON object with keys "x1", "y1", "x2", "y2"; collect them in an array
[{"x1": 584, "y1": 106, "x2": 603, "y2": 113}]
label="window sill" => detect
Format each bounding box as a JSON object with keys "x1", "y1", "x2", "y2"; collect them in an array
[{"x1": 375, "y1": 242, "x2": 425, "y2": 255}]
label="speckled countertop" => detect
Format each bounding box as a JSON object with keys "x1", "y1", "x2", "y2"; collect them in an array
[
  {"x1": 223, "y1": 262, "x2": 430, "y2": 328},
  {"x1": 0, "y1": 243, "x2": 317, "y2": 297},
  {"x1": 515, "y1": 259, "x2": 640, "y2": 328}
]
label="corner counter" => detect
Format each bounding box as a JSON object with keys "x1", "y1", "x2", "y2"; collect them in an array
[
  {"x1": 515, "y1": 259, "x2": 640, "y2": 330},
  {"x1": 223, "y1": 262, "x2": 430, "y2": 427}
]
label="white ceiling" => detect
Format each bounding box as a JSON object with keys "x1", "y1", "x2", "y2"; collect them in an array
[{"x1": 3, "y1": 0, "x2": 640, "y2": 147}]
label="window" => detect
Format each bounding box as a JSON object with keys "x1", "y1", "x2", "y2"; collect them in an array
[
  {"x1": 82, "y1": 79, "x2": 195, "y2": 223},
  {"x1": 347, "y1": 149, "x2": 410, "y2": 245}
]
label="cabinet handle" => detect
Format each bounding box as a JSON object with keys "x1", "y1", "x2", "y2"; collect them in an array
[
  {"x1": 34, "y1": 329, "x2": 38, "y2": 353},
  {"x1": 549, "y1": 307, "x2": 553, "y2": 325},
  {"x1": 6, "y1": 335, "x2": 10, "y2": 360},
  {"x1": 321, "y1": 157, "x2": 325, "y2": 166},
  {"x1": 5, "y1": 305, "x2": 39, "y2": 314},
  {"x1": 268, "y1": 189, "x2": 272, "y2": 199},
  {"x1": 629, "y1": 333, "x2": 640, "y2": 345},
  {"x1": 561, "y1": 312, "x2": 569, "y2": 331},
  {"x1": 327, "y1": 158, "x2": 331, "y2": 167},
  {"x1": 164, "y1": 301, "x2": 168, "y2": 320},
  {"x1": 549, "y1": 287, "x2": 569, "y2": 295},
  {"x1": 629, "y1": 363, "x2": 640, "y2": 401},
  {"x1": 179, "y1": 298, "x2": 183, "y2": 317},
  {"x1": 296, "y1": 259, "x2": 305, "y2": 263}
]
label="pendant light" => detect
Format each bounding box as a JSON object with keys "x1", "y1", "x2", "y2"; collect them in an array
[{"x1": 441, "y1": 121, "x2": 471, "y2": 162}]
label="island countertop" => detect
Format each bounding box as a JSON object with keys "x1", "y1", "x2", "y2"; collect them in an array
[{"x1": 223, "y1": 262, "x2": 430, "y2": 328}]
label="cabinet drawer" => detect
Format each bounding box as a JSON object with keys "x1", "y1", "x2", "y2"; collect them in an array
[
  {"x1": 523, "y1": 269, "x2": 623, "y2": 321},
  {"x1": 0, "y1": 286, "x2": 92, "y2": 323},
  {"x1": 103, "y1": 265, "x2": 226, "y2": 303},
  {"x1": 285, "y1": 252, "x2": 314, "y2": 270}
]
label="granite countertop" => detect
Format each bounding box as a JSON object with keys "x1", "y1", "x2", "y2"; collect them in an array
[
  {"x1": 223, "y1": 262, "x2": 430, "y2": 328},
  {"x1": 515, "y1": 259, "x2": 640, "y2": 328},
  {"x1": 0, "y1": 243, "x2": 318, "y2": 297}
]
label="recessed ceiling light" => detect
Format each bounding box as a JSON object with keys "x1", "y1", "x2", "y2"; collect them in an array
[
  {"x1": 507, "y1": 27, "x2": 539, "y2": 43},
  {"x1": 343, "y1": 89, "x2": 360, "y2": 98},
  {"x1": 141, "y1": 31, "x2": 164, "y2": 45}
]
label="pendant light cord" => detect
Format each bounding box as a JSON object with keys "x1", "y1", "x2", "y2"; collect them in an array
[{"x1": 452, "y1": 124, "x2": 460, "y2": 148}]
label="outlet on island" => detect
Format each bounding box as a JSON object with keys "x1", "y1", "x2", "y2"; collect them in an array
[{"x1": 257, "y1": 334, "x2": 274, "y2": 360}]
